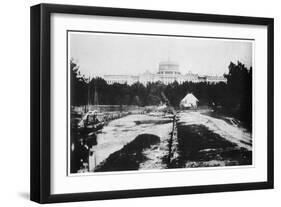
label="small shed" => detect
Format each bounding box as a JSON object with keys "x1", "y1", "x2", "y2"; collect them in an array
[{"x1": 180, "y1": 93, "x2": 199, "y2": 109}]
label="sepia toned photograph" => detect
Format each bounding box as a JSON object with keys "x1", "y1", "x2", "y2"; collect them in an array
[{"x1": 68, "y1": 31, "x2": 253, "y2": 174}]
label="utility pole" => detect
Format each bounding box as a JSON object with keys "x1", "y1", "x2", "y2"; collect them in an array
[{"x1": 87, "y1": 76, "x2": 91, "y2": 112}]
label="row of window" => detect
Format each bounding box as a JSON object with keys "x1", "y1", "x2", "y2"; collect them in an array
[{"x1": 105, "y1": 77, "x2": 226, "y2": 85}]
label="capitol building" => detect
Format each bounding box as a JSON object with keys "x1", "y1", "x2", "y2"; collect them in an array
[{"x1": 103, "y1": 61, "x2": 226, "y2": 85}]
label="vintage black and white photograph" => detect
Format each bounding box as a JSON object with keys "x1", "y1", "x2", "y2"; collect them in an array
[{"x1": 69, "y1": 31, "x2": 253, "y2": 174}]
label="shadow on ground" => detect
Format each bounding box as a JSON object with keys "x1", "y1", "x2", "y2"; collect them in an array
[
  {"x1": 95, "y1": 134, "x2": 160, "y2": 172},
  {"x1": 18, "y1": 192, "x2": 29, "y2": 200},
  {"x1": 169, "y1": 124, "x2": 252, "y2": 168}
]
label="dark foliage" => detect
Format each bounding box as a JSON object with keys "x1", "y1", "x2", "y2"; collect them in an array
[
  {"x1": 223, "y1": 62, "x2": 252, "y2": 129},
  {"x1": 70, "y1": 58, "x2": 88, "y2": 106}
]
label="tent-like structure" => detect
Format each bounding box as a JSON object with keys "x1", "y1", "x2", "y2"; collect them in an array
[{"x1": 179, "y1": 93, "x2": 199, "y2": 109}]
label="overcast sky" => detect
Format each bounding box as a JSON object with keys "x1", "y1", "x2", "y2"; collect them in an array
[{"x1": 69, "y1": 32, "x2": 253, "y2": 77}]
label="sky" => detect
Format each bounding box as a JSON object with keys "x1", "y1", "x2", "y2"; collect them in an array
[{"x1": 69, "y1": 32, "x2": 253, "y2": 77}]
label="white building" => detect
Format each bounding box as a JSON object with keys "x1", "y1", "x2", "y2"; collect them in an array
[
  {"x1": 103, "y1": 61, "x2": 226, "y2": 85},
  {"x1": 180, "y1": 93, "x2": 199, "y2": 109}
]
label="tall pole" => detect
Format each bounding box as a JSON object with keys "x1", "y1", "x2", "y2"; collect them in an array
[
  {"x1": 88, "y1": 76, "x2": 91, "y2": 112},
  {"x1": 94, "y1": 86, "x2": 98, "y2": 104}
]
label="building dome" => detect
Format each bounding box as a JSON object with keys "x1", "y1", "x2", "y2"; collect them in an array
[{"x1": 158, "y1": 61, "x2": 180, "y2": 75}]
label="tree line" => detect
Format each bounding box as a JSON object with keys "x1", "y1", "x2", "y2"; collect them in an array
[{"x1": 71, "y1": 59, "x2": 252, "y2": 129}]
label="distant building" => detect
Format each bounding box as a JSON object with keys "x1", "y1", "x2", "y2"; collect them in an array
[
  {"x1": 206, "y1": 75, "x2": 227, "y2": 84},
  {"x1": 103, "y1": 61, "x2": 226, "y2": 85},
  {"x1": 102, "y1": 75, "x2": 135, "y2": 85}
]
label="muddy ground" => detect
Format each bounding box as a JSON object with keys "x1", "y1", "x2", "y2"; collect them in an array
[
  {"x1": 169, "y1": 124, "x2": 252, "y2": 168},
  {"x1": 95, "y1": 134, "x2": 160, "y2": 172}
]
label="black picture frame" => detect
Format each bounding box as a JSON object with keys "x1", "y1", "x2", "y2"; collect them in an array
[{"x1": 30, "y1": 3, "x2": 274, "y2": 204}]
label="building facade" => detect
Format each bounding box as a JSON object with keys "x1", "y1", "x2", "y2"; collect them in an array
[{"x1": 103, "y1": 61, "x2": 227, "y2": 85}]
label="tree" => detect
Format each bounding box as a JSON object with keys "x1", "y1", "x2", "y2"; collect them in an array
[
  {"x1": 70, "y1": 58, "x2": 87, "y2": 106},
  {"x1": 224, "y1": 61, "x2": 252, "y2": 129}
]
